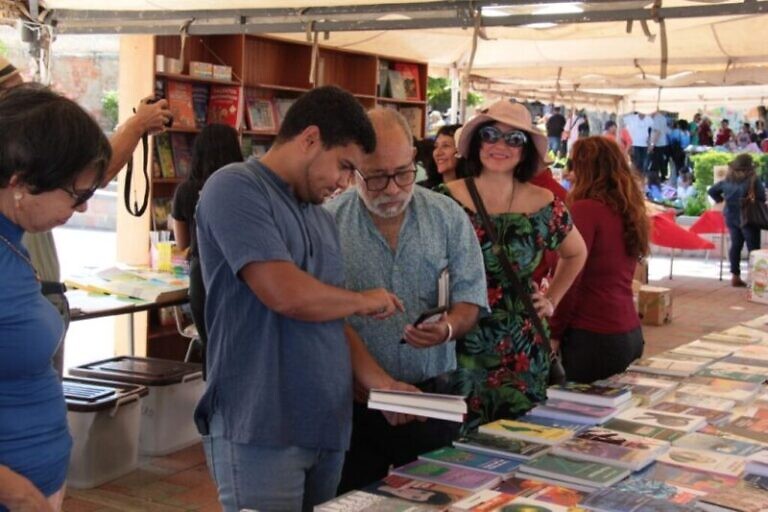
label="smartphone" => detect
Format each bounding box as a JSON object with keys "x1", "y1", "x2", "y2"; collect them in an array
[{"x1": 413, "y1": 305, "x2": 448, "y2": 327}]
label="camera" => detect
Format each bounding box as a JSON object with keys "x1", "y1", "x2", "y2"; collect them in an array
[{"x1": 145, "y1": 96, "x2": 174, "y2": 128}]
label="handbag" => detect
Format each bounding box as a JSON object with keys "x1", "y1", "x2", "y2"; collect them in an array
[
  {"x1": 465, "y1": 177, "x2": 566, "y2": 386},
  {"x1": 741, "y1": 176, "x2": 768, "y2": 230}
]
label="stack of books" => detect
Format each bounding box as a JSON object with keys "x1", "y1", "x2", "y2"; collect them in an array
[
  {"x1": 550, "y1": 426, "x2": 668, "y2": 471},
  {"x1": 614, "y1": 407, "x2": 707, "y2": 433},
  {"x1": 478, "y1": 419, "x2": 574, "y2": 446},
  {"x1": 367, "y1": 389, "x2": 466, "y2": 423},
  {"x1": 628, "y1": 354, "x2": 714, "y2": 377}
]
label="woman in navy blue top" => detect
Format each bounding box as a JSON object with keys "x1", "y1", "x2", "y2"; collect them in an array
[
  {"x1": 708, "y1": 153, "x2": 766, "y2": 287},
  {"x1": 0, "y1": 85, "x2": 111, "y2": 511}
]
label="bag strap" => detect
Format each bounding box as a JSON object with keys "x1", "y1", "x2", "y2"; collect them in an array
[
  {"x1": 465, "y1": 177, "x2": 553, "y2": 354},
  {"x1": 747, "y1": 175, "x2": 758, "y2": 203},
  {"x1": 124, "y1": 131, "x2": 150, "y2": 217}
]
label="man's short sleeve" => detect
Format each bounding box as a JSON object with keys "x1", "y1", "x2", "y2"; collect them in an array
[{"x1": 196, "y1": 168, "x2": 293, "y2": 275}]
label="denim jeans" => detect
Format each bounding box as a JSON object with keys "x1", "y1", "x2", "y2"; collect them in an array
[
  {"x1": 547, "y1": 136, "x2": 561, "y2": 155},
  {"x1": 727, "y1": 223, "x2": 761, "y2": 275},
  {"x1": 202, "y1": 413, "x2": 345, "y2": 512}
]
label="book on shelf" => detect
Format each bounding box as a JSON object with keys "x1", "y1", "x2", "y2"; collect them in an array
[
  {"x1": 673, "y1": 431, "x2": 763, "y2": 457},
  {"x1": 418, "y1": 447, "x2": 521, "y2": 479},
  {"x1": 656, "y1": 447, "x2": 744, "y2": 478},
  {"x1": 695, "y1": 361, "x2": 767, "y2": 383},
  {"x1": 154, "y1": 132, "x2": 176, "y2": 178},
  {"x1": 528, "y1": 399, "x2": 620, "y2": 425},
  {"x1": 207, "y1": 84, "x2": 243, "y2": 129},
  {"x1": 273, "y1": 98, "x2": 297, "y2": 126},
  {"x1": 746, "y1": 450, "x2": 768, "y2": 477},
  {"x1": 368, "y1": 389, "x2": 466, "y2": 423},
  {"x1": 64, "y1": 267, "x2": 188, "y2": 303},
  {"x1": 315, "y1": 490, "x2": 434, "y2": 511},
  {"x1": 695, "y1": 486, "x2": 768, "y2": 512},
  {"x1": 517, "y1": 454, "x2": 630, "y2": 491},
  {"x1": 550, "y1": 436, "x2": 660, "y2": 471},
  {"x1": 494, "y1": 477, "x2": 587, "y2": 508},
  {"x1": 400, "y1": 107, "x2": 424, "y2": 138},
  {"x1": 579, "y1": 488, "x2": 696, "y2": 512},
  {"x1": 650, "y1": 401, "x2": 732, "y2": 426},
  {"x1": 389, "y1": 460, "x2": 500, "y2": 492},
  {"x1": 615, "y1": 407, "x2": 706, "y2": 433},
  {"x1": 169, "y1": 133, "x2": 193, "y2": 179},
  {"x1": 165, "y1": 80, "x2": 196, "y2": 129},
  {"x1": 377, "y1": 59, "x2": 390, "y2": 97},
  {"x1": 478, "y1": 419, "x2": 574, "y2": 446},
  {"x1": 245, "y1": 93, "x2": 277, "y2": 131},
  {"x1": 452, "y1": 432, "x2": 549, "y2": 461},
  {"x1": 601, "y1": 418, "x2": 686, "y2": 442},
  {"x1": 191, "y1": 83, "x2": 209, "y2": 128},
  {"x1": 628, "y1": 356, "x2": 710, "y2": 377},
  {"x1": 546, "y1": 382, "x2": 632, "y2": 408},
  {"x1": 388, "y1": 70, "x2": 407, "y2": 100},
  {"x1": 393, "y1": 62, "x2": 421, "y2": 100},
  {"x1": 362, "y1": 474, "x2": 470, "y2": 509},
  {"x1": 151, "y1": 197, "x2": 172, "y2": 232}
]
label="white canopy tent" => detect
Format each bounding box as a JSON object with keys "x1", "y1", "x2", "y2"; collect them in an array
[{"x1": 6, "y1": 0, "x2": 768, "y2": 115}]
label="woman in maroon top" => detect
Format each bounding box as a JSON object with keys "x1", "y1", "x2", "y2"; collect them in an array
[{"x1": 550, "y1": 136, "x2": 650, "y2": 383}]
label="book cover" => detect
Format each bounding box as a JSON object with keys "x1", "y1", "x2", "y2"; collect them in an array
[
  {"x1": 734, "y1": 344, "x2": 768, "y2": 361},
  {"x1": 166, "y1": 81, "x2": 196, "y2": 129},
  {"x1": 670, "y1": 340, "x2": 734, "y2": 359},
  {"x1": 245, "y1": 94, "x2": 277, "y2": 131},
  {"x1": 635, "y1": 461, "x2": 738, "y2": 496},
  {"x1": 449, "y1": 489, "x2": 516, "y2": 511},
  {"x1": 191, "y1": 83, "x2": 209, "y2": 128},
  {"x1": 504, "y1": 497, "x2": 569, "y2": 511},
  {"x1": 518, "y1": 454, "x2": 629, "y2": 489},
  {"x1": 151, "y1": 196, "x2": 171, "y2": 231},
  {"x1": 745, "y1": 472, "x2": 768, "y2": 491},
  {"x1": 518, "y1": 414, "x2": 588, "y2": 434},
  {"x1": 656, "y1": 447, "x2": 744, "y2": 478},
  {"x1": 580, "y1": 488, "x2": 665, "y2": 512},
  {"x1": 602, "y1": 374, "x2": 679, "y2": 393},
  {"x1": 315, "y1": 490, "x2": 434, "y2": 511},
  {"x1": 666, "y1": 392, "x2": 736, "y2": 412},
  {"x1": 364, "y1": 474, "x2": 469, "y2": 508},
  {"x1": 377, "y1": 59, "x2": 390, "y2": 97},
  {"x1": 369, "y1": 390, "x2": 467, "y2": 414},
  {"x1": 547, "y1": 382, "x2": 631, "y2": 407},
  {"x1": 418, "y1": 447, "x2": 521, "y2": 478},
  {"x1": 478, "y1": 419, "x2": 574, "y2": 446},
  {"x1": 551, "y1": 437, "x2": 657, "y2": 470},
  {"x1": 493, "y1": 478, "x2": 586, "y2": 507},
  {"x1": 673, "y1": 432, "x2": 762, "y2": 457},
  {"x1": 530, "y1": 399, "x2": 618, "y2": 424},
  {"x1": 390, "y1": 461, "x2": 500, "y2": 492},
  {"x1": 392, "y1": 62, "x2": 421, "y2": 100},
  {"x1": 746, "y1": 450, "x2": 768, "y2": 476},
  {"x1": 615, "y1": 407, "x2": 706, "y2": 433},
  {"x1": 453, "y1": 432, "x2": 549, "y2": 461},
  {"x1": 169, "y1": 133, "x2": 192, "y2": 179},
  {"x1": 613, "y1": 478, "x2": 700, "y2": 505},
  {"x1": 696, "y1": 486, "x2": 768, "y2": 512},
  {"x1": 652, "y1": 351, "x2": 715, "y2": 364},
  {"x1": 602, "y1": 418, "x2": 686, "y2": 442},
  {"x1": 399, "y1": 107, "x2": 424, "y2": 138},
  {"x1": 273, "y1": 98, "x2": 296, "y2": 126},
  {"x1": 721, "y1": 324, "x2": 768, "y2": 343},
  {"x1": 677, "y1": 377, "x2": 761, "y2": 403},
  {"x1": 577, "y1": 426, "x2": 670, "y2": 449},
  {"x1": 720, "y1": 415, "x2": 768, "y2": 443},
  {"x1": 725, "y1": 355, "x2": 768, "y2": 368},
  {"x1": 207, "y1": 85, "x2": 242, "y2": 129},
  {"x1": 388, "y1": 70, "x2": 407, "y2": 100},
  {"x1": 628, "y1": 358, "x2": 708, "y2": 377},
  {"x1": 651, "y1": 402, "x2": 732, "y2": 426},
  {"x1": 154, "y1": 132, "x2": 176, "y2": 178},
  {"x1": 696, "y1": 362, "x2": 767, "y2": 383}
]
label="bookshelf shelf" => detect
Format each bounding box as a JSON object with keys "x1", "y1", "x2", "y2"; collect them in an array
[
  {"x1": 246, "y1": 83, "x2": 311, "y2": 94},
  {"x1": 156, "y1": 71, "x2": 240, "y2": 87},
  {"x1": 376, "y1": 97, "x2": 427, "y2": 106}
]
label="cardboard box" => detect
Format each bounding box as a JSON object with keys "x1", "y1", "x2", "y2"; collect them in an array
[
  {"x1": 638, "y1": 285, "x2": 672, "y2": 326},
  {"x1": 189, "y1": 61, "x2": 213, "y2": 79},
  {"x1": 748, "y1": 249, "x2": 768, "y2": 305},
  {"x1": 213, "y1": 64, "x2": 232, "y2": 81},
  {"x1": 634, "y1": 260, "x2": 649, "y2": 284}
]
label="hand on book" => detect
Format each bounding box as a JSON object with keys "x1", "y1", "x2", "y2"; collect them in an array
[
  {"x1": 379, "y1": 381, "x2": 427, "y2": 426},
  {"x1": 356, "y1": 289, "x2": 404, "y2": 320},
  {"x1": 402, "y1": 313, "x2": 450, "y2": 348}
]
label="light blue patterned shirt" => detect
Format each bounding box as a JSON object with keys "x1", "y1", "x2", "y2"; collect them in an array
[{"x1": 325, "y1": 187, "x2": 488, "y2": 383}]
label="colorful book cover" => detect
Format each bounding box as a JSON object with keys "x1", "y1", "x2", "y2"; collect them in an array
[
  {"x1": 676, "y1": 383, "x2": 758, "y2": 404},
  {"x1": 615, "y1": 407, "x2": 706, "y2": 433},
  {"x1": 191, "y1": 83, "x2": 209, "y2": 128},
  {"x1": 580, "y1": 488, "x2": 673, "y2": 512},
  {"x1": 725, "y1": 355, "x2": 768, "y2": 368},
  {"x1": 273, "y1": 98, "x2": 296, "y2": 126},
  {"x1": 667, "y1": 392, "x2": 736, "y2": 412},
  {"x1": 547, "y1": 382, "x2": 631, "y2": 407},
  {"x1": 363, "y1": 474, "x2": 469, "y2": 508},
  {"x1": 535, "y1": 399, "x2": 618, "y2": 419},
  {"x1": 453, "y1": 432, "x2": 549, "y2": 460},
  {"x1": 613, "y1": 478, "x2": 700, "y2": 505},
  {"x1": 518, "y1": 454, "x2": 629, "y2": 489},
  {"x1": 651, "y1": 402, "x2": 732, "y2": 426},
  {"x1": 603, "y1": 374, "x2": 679, "y2": 393},
  {"x1": 207, "y1": 85, "x2": 242, "y2": 129},
  {"x1": 721, "y1": 324, "x2": 768, "y2": 343},
  {"x1": 720, "y1": 415, "x2": 768, "y2": 443},
  {"x1": 518, "y1": 414, "x2": 588, "y2": 433},
  {"x1": 449, "y1": 489, "x2": 516, "y2": 511},
  {"x1": 628, "y1": 358, "x2": 707, "y2": 377},
  {"x1": 673, "y1": 432, "x2": 763, "y2": 456},
  {"x1": 418, "y1": 447, "x2": 520, "y2": 478},
  {"x1": 478, "y1": 419, "x2": 573, "y2": 445},
  {"x1": 154, "y1": 132, "x2": 176, "y2": 178},
  {"x1": 315, "y1": 490, "x2": 433, "y2": 511},
  {"x1": 551, "y1": 437, "x2": 657, "y2": 470},
  {"x1": 634, "y1": 461, "x2": 739, "y2": 495},
  {"x1": 169, "y1": 133, "x2": 192, "y2": 179},
  {"x1": 670, "y1": 341, "x2": 733, "y2": 359},
  {"x1": 656, "y1": 447, "x2": 744, "y2": 477},
  {"x1": 696, "y1": 486, "x2": 768, "y2": 512},
  {"x1": 392, "y1": 62, "x2": 421, "y2": 100},
  {"x1": 602, "y1": 418, "x2": 686, "y2": 442},
  {"x1": 166, "y1": 80, "x2": 196, "y2": 129},
  {"x1": 245, "y1": 94, "x2": 277, "y2": 131},
  {"x1": 696, "y1": 362, "x2": 767, "y2": 383},
  {"x1": 687, "y1": 375, "x2": 761, "y2": 392},
  {"x1": 493, "y1": 477, "x2": 587, "y2": 507},
  {"x1": 577, "y1": 426, "x2": 670, "y2": 449},
  {"x1": 390, "y1": 461, "x2": 499, "y2": 492},
  {"x1": 504, "y1": 496, "x2": 569, "y2": 511}
]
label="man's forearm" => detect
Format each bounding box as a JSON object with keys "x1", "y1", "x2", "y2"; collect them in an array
[
  {"x1": 445, "y1": 302, "x2": 480, "y2": 340},
  {"x1": 104, "y1": 116, "x2": 145, "y2": 185}
]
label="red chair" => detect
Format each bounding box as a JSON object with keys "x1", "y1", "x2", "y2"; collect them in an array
[
  {"x1": 650, "y1": 212, "x2": 716, "y2": 279},
  {"x1": 689, "y1": 210, "x2": 727, "y2": 281}
]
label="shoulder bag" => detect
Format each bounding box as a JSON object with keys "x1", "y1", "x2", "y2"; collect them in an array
[
  {"x1": 741, "y1": 176, "x2": 768, "y2": 230},
  {"x1": 465, "y1": 177, "x2": 566, "y2": 386}
]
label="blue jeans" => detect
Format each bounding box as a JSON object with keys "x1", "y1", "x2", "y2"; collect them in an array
[
  {"x1": 202, "y1": 413, "x2": 345, "y2": 512},
  {"x1": 547, "y1": 136, "x2": 561, "y2": 155},
  {"x1": 727, "y1": 223, "x2": 761, "y2": 275}
]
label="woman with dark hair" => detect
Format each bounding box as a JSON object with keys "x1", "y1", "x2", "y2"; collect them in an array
[
  {"x1": 709, "y1": 153, "x2": 766, "y2": 287},
  {"x1": 419, "y1": 124, "x2": 465, "y2": 189},
  {"x1": 172, "y1": 123, "x2": 244, "y2": 358},
  {"x1": 437, "y1": 100, "x2": 586, "y2": 429},
  {"x1": 0, "y1": 84, "x2": 111, "y2": 511},
  {"x1": 549, "y1": 136, "x2": 650, "y2": 383}
]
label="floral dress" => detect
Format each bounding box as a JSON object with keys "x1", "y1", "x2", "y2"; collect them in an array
[{"x1": 437, "y1": 185, "x2": 573, "y2": 431}]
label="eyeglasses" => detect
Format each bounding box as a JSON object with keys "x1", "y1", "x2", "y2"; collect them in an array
[
  {"x1": 479, "y1": 126, "x2": 528, "y2": 148},
  {"x1": 60, "y1": 182, "x2": 99, "y2": 208},
  {"x1": 355, "y1": 167, "x2": 417, "y2": 192}
]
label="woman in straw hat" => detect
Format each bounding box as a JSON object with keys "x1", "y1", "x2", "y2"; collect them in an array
[
  {"x1": 438, "y1": 100, "x2": 586, "y2": 428},
  {"x1": 709, "y1": 153, "x2": 766, "y2": 287}
]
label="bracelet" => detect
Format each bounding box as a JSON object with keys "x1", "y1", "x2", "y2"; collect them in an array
[{"x1": 444, "y1": 321, "x2": 454, "y2": 342}]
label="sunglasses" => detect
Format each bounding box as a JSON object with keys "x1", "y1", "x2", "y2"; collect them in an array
[
  {"x1": 478, "y1": 126, "x2": 528, "y2": 148},
  {"x1": 60, "y1": 182, "x2": 99, "y2": 208}
]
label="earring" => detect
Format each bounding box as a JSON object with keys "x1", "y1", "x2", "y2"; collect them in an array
[{"x1": 13, "y1": 192, "x2": 22, "y2": 201}]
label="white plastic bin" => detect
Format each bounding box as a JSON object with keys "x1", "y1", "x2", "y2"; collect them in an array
[
  {"x1": 70, "y1": 356, "x2": 204, "y2": 456},
  {"x1": 64, "y1": 377, "x2": 148, "y2": 489}
]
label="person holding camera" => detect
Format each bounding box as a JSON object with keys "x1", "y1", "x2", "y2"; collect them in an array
[{"x1": 326, "y1": 108, "x2": 487, "y2": 493}]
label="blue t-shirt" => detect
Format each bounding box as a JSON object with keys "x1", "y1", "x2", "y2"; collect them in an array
[
  {"x1": 0, "y1": 214, "x2": 70, "y2": 503},
  {"x1": 194, "y1": 158, "x2": 352, "y2": 450},
  {"x1": 325, "y1": 188, "x2": 488, "y2": 383}
]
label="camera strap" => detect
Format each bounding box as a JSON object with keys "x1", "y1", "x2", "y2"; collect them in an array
[{"x1": 124, "y1": 129, "x2": 150, "y2": 217}]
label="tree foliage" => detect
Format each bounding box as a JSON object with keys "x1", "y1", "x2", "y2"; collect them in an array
[{"x1": 427, "y1": 76, "x2": 483, "y2": 115}]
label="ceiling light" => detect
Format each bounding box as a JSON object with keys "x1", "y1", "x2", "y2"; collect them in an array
[{"x1": 533, "y1": 3, "x2": 584, "y2": 15}]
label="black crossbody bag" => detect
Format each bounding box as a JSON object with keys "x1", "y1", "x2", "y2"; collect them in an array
[{"x1": 465, "y1": 177, "x2": 566, "y2": 386}]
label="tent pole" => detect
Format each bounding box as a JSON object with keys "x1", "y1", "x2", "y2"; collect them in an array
[
  {"x1": 449, "y1": 64, "x2": 459, "y2": 124},
  {"x1": 669, "y1": 248, "x2": 674, "y2": 280}
]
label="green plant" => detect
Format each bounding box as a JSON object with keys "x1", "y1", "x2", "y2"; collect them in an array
[
  {"x1": 690, "y1": 152, "x2": 734, "y2": 195},
  {"x1": 682, "y1": 192, "x2": 708, "y2": 216},
  {"x1": 0, "y1": 40, "x2": 7, "y2": 57},
  {"x1": 101, "y1": 90, "x2": 119, "y2": 131},
  {"x1": 427, "y1": 76, "x2": 482, "y2": 115}
]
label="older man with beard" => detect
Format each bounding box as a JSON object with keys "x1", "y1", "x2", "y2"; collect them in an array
[{"x1": 325, "y1": 108, "x2": 488, "y2": 493}]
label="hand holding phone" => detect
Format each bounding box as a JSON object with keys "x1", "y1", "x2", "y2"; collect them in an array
[{"x1": 413, "y1": 305, "x2": 448, "y2": 327}]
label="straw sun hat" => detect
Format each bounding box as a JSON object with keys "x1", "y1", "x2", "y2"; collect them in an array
[{"x1": 457, "y1": 99, "x2": 550, "y2": 166}]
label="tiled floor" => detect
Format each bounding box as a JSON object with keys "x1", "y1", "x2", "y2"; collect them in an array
[{"x1": 61, "y1": 254, "x2": 766, "y2": 512}]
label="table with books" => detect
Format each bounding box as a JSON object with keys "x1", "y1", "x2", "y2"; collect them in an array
[{"x1": 317, "y1": 315, "x2": 768, "y2": 511}]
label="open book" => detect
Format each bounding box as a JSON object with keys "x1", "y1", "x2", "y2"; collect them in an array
[
  {"x1": 368, "y1": 389, "x2": 466, "y2": 422},
  {"x1": 65, "y1": 267, "x2": 188, "y2": 303}
]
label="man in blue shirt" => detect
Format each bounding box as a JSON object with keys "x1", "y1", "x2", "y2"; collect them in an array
[
  {"x1": 326, "y1": 108, "x2": 488, "y2": 492},
  {"x1": 194, "y1": 86, "x2": 407, "y2": 512}
]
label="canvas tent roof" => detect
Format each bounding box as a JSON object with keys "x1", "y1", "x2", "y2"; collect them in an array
[{"x1": 13, "y1": 1, "x2": 768, "y2": 111}]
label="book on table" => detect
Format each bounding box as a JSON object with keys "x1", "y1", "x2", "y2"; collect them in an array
[
  {"x1": 528, "y1": 399, "x2": 620, "y2": 425},
  {"x1": 478, "y1": 419, "x2": 574, "y2": 445},
  {"x1": 666, "y1": 392, "x2": 736, "y2": 412},
  {"x1": 701, "y1": 331, "x2": 760, "y2": 345},
  {"x1": 734, "y1": 344, "x2": 768, "y2": 361},
  {"x1": 362, "y1": 474, "x2": 470, "y2": 509},
  {"x1": 631, "y1": 460, "x2": 740, "y2": 496},
  {"x1": 65, "y1": 267, "x2": 188, "y2": 303},
  {"x1": 367, "y1": 389, "x2": 466, "y2": 422},
  {"x1": 314, "y1": 490, "x2": 434, "y2": 511},
  {"x1": 615, "y1": 407, "x2": 706, "y2": 433},
  {"x1": 650, "y1": 401, "x2": 732, "y2": 426},
  {"x1": 742, "y1": 313, "x2": 768, "y2": 332},
  {"x1": 656, "y1": 447, "x2": 745, "y2": 478},
  {"x1": 493, "y1": 477, "x2": 588, "y2": 508},
  {"x1": 720, "y1": 324, "x2": 768, "y2": 343},
  {"x1": 673, "y1": 431, "x2": 763, "y2": 457},
  {"x1": 696, "y1": 486, "x2": 768, "y2": 512},
  {"x1": 719, "y1": 415, "x2": 768, "y2": 443},
  {"x1": 725, "y1": 355, "x2": 768, "y2": 368},
  {"x1": 669, "y1": 340, "x2": 734, "y2": 359},
  {"x1": 695, "y1": 361, "x2": 768, "y2": 383},
  {"x1": 612, "y1": 476, "x2": 701, "y2": 505},
  {"x1": 389, "y1": 460, "x2": 500, "y2": 492},
  {"x1": 552, "y1": 426, "x2": 669, "y2": 471},
  {"x1": 676, "y1": 377, "x2": 761, "y2": 404},
  {"x1": 417, "y1": 447, "x2": 521, "y2": 479},
  {"x1": 517, "y1": 454, "x2": 630, "y2": 491},
  {"x1": 628, "y1": 357, "x2": 711, "y2": 377},
  {"x1": 746, "y1": 450, "x2": 768, "y2": 477},
  {"x1": 745, "y1": 472, "x2": 768, "y2": 491},
  {"x1": 452, "y1": 431, "x2": 549, "y2": 461},
  {"x1": 518, "y1": 413, "x2": 589, "y2": 434},
  {"x1": 601, "y1": 418, "x2": 686, "y2": 442},
  {"x1": 579, "y1": 488, "x2": 695, "y2": 512},
  {"x1": 546, "y1": 382, "x2": 632, "y2": 408}
]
